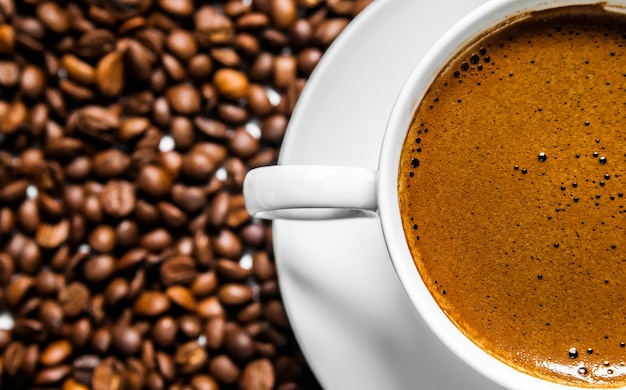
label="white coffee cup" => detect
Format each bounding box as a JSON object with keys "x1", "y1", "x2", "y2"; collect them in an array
[{"x1": 243, "y1": 0, "x2": 626, "y2": 388}]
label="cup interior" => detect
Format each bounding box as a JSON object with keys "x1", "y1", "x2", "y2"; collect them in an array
[{"x1": 377, "y1": 0, "x2": 626, "y2": 388}]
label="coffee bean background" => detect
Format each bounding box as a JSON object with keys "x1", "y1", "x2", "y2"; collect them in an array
[{"x1": 0, "y1": 0, "x2": 371, "y2": 388}]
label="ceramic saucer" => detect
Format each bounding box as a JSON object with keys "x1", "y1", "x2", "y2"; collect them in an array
[{"x1": 273, "y1": 0, "x2": 506, "y2": 389}]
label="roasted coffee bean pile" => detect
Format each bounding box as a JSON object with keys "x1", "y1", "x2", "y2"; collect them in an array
[{"x1": 0, "y1": 0, "x2": 371, "y2": 388}]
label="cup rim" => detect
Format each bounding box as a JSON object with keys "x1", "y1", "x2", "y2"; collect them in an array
[{"x1": 377, "y1": 0, "x2": 626, "y2": 388}]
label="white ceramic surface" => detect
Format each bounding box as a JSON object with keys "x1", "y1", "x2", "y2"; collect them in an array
[{"x1": 273, "y1": 0, "x2": 503, "y2": 388}]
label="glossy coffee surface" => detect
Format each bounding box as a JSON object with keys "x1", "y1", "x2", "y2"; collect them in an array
[{"x1": 400, "y1": 5, "x2": 626, "y2": 387}]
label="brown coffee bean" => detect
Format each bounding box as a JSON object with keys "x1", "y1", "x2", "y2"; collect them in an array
[
  {"x1": 71, "y1": 354, "x2": 99, "y2": 384},
  {"x1": 273, "y1": 54, "x2": 297, "y2": 90},
  {"x1": 263, "y1": 300, "x2": 290, "y2": 329},
  {"x1": 88, "y1": 225, "x2": 117, "y2": 253},
  {"x1": 166, "y1": 29, "x2": 197, "y2": 61},
  {"x1": 217, "y1": 259, "x2": 252, "y2": 281},
  {"x1": 63, "y1": 377, "x2": 90, "y2": 390},
  {"x1": 72, "y1": 105, "x2": 120, "y2": 141},
  {"x1": 115, "y1": 117, "x2": 147, "y2": 141},
  {"x1": 59, "y1": 282, "x2": 90, "y2": 317},
  {"x1": 37, "y1": 2, "x2": 70, "y2": 33},
  {"x1": 123, "y1": 90, "x2": 154, "y2": 116},
  {"x1": 271, "y1": 0, "x2": 297, "y2": 29},
  {"x1": 208, "y1": 191, "x2": 229, "y2": 227},
  {"x1": 115, "y1": 220, "x2": 140, "y2": 247},
  {"x1": 0, "y1": 101, "x2": 26, "y2": 134},
  {"x1": 34, "y1": 219, "x2": 69, "y2": 249},
  {"x1": 60, "y1": 79, "x2": 96, "y2": 101},
  {"x1": 65, "y1": 317, "x2": 92, "y2": 348},
  {"x1": 92, "y1": 150, "x2": 129, "y2": 179},
  {"x1": 121, "y1": 39, "x2": 154, "y2": 77},
  {"x1": 61, "y1": 54, "x2": 96, "y2": 85},
  {"x1": 171, "y1": 184, "x2": 206, "y2": 213},
  {"x1": 251, "y1": 251, "x2": 275, "y2": 280},
  {"x1": 0, "y1": 329, "x2": 9, "y2": 352},
  {"x1": 178, "y1": 314, "x2": 202, "y2": 339},
  {"x1": 194, "y1": 6, "x2": 234, "y2": 46},
  {"x1": 166, "y1": 285, "x2": 196, "y2": 311},
  {"x1": 194, "y1": 117, "x2": 228, "y2": 139},
  {"x1": 261, "y1": 28, "x2": 290, "y2": 49},
  {"x1": 150, "y1": 351, "x2": 172, "y2": 382},
  {"x1": 0, "y1": 252, "x2": 14, "y2": 284},
  {"x1": 204, "y1": 316, "x2": 225, "y2": 350},
  {"x1": 170, "y1": 116, "x2": 194, "y2": 150},
  {"x1": 0, "y1": 60, "x2": 18, "y2": 87},
  {"x1": 112, "y1": 325, "x2": 142, "y2": 356},
  {"x1": 217, "y1": 103, "x2": 248, "y2": 125},
  {"x1": 235, "y1": 33, "x2": 260, "y2": 57},
  {"x1": 237, "y1": 301, "x2": 263, "y2": 323},
  {"x1": 181, "y1": 147, "x2": 217, "y2": 181},
  {"x1": 289, "y1": 19, "x2": 313, "y2": 48},
  {"x1": 39, "y1": 299, "x2": 64, "y2": 332},
  {"x1": 37, "y1": 192, "x2": 65, "y2": 220},
  {"x1": 134, "y1": 199, "x2": 160, "y2": 226},
  {"x1": 16, "y1": 299, "x2": 43, "y2": 322},
  {"x1": 248, "y1": 84, "x2": 274, "y2": 116},
  {"x1": 157, "y1": 153, "x2": 181, "y2": 180},
  {"x1": 297, "y1": 47, "x2": 322, "y2": 76},
  {"x1": 96, "y1": 50, "x2": 125, "y2": 97},
  {"x1": 65, "y1": 157, "x2": 91, "y2": 180},
  {"x1": 137, "y1": 165, "x2": 173, "y2": 198},
  {"x1": 259, "y1": 279, "x2": 280, "y2": 299},
  {"x1": 27, "y1": 103, "x2": 48, "y2": 137},
  {"x1": 260, "y1": 113, "x2": 288, "y2": 144},
  {"x1": 92, "y1": 358, "x2": 123, "y2": 390},
  {"x1": 152, "y1": 316, "x2": 177, "y2": 348},
  {"x1": 185, "y1": 54, "x2": 211, "y2": 82},
  {"x1": 140, "y1": 228, "x2": 173, "y2": 252},
  {"x1": 18, "y1": 198, "x2": 40, "y2": 233},
  {"x1": 160, "y1": 255, "x2": 196, "y2": 286},
  {"x1": 17, "y1": 148, "x2": 44, "y2": 175},
  {"x1": 213, "y1": 68, "x2": 249, "y2": 100},
  {"x1": 91, "y1": 328, "x2": 112, "y2": 355},
  {"x1": 36, "y1": 270, "x2": 61, "y2": 296},
  {"x1": 103, "y1": 277, "x2": 129, "y2": 306},
  {"x1": 134, "y1": 291, "x2": 171, "y2": 316},
  {"x1": 191, "y1": 271, "x2": 218, "y2": 298},
  {"x1": 0, "y1": 207, "x2": 15, "y2": 235},
  {"x1": 82, "y1": 194, "x2": 103, "y2": 223},
  {"x1": 83, "y1": 254, "x2": 115, "y2": 282},
  {"x1": 213, "y1": 229, "x2": 243, "y2": 259},
  {"x1": 190, "y1": 374, "x2": 219, "y2": 390},
  {"x1": 166, "y1": 83, "x2": 201, "y2": 115},
  {"x1": 240, "y1": 358, "x2": 275, "y2": 390},
  {"x1": 175, "y1": 341, "x2": 208, "y2": 374},
  {"x1": 4, "y1": 341, "x2": 25, "y2": 376},
  {"x1": 100, "y1": 180, "x2": 136, "y2": 218},
  {"x1": 314, "y1": 17, "x2": 349, "y2": 46},
  {"x1": 209, "y1": 354, "x2": 240, "y2": 384},
  {"x1": 162, "y1": 52, "x2": 186, "y2": 81},
  {"x1": 224, "y1": 323, "x2": 255, "y2": 360},
  {"x1": 40, "y1": 339, "x2": 73, "y2": 366},
  {"x1": 196, "y1": 296, "x2": 225, "y2": 319},
  {"x1": 0, "y1": 181, "x2": 30, "y2": 202},
  {"x1": 237, "y1": 12, "x2": 270, "y2": 30},
  {"x1": 218, "y1": 283, "x2": 253, "y2": 306},
  {"x1": 0, "y1": 24, "x2": 14, "y2": 54},
  {"x1": 229, "y1": 127, "x2": 259, "y2": 158},
  {"x1": 159, "y1": 0, "x2": 193, "y2": 16},
  {"x1": 34, "y1": 364, "x2": 71, "y2": 385}
]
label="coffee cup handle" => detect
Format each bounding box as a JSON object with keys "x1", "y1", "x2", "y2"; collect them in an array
[{"x1": 243, "y1": 165, "x2": 378, "y2": 220}]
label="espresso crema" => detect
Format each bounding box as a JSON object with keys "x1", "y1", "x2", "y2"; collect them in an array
[{"x1": 399, "y1": 5, "x2": 626, "y2": 387}]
